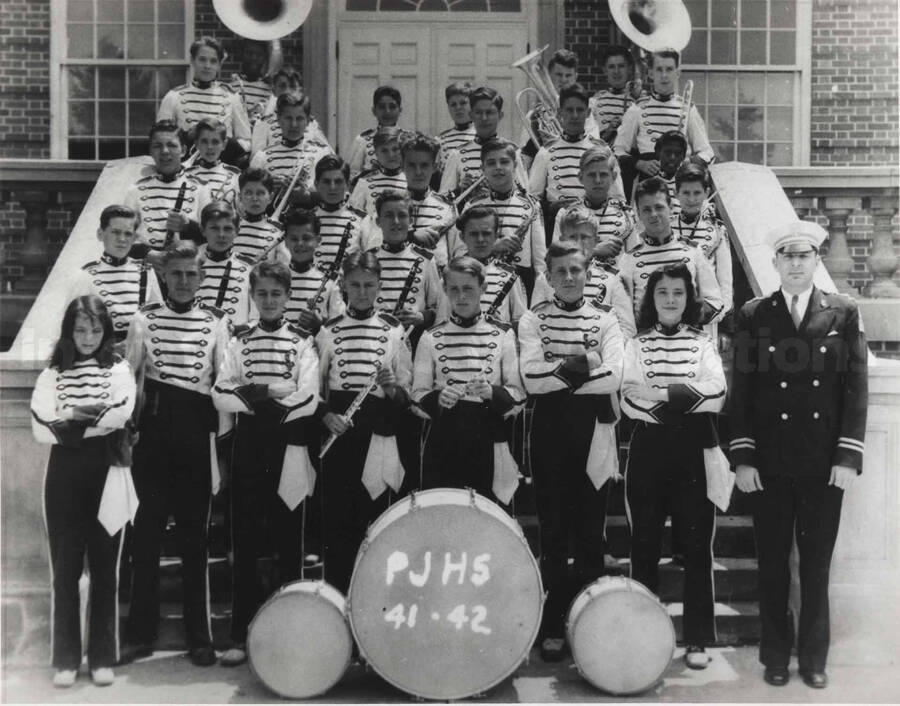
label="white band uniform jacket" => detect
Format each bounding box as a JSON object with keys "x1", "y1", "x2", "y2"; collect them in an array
[
  {"x1": 157, "y1": 80, "x2": 251, "y2": 145},
  {"x1": 552, "y1": 196, "x2": 637, "y2": 249},
  {"x1": 466, "y1": 188, "x2": 547, "y2": 273},
  {"x1": 613, "y1": 92, "x2": 714, "y2": 163},
  {"x1": 435, "y1": 258, "x2": 527, "y2": 325},
  {"x1": 196, "y1": 249, "x2": 257, "y2": 327},
  {"x1": 123, "y1": 171, "x2": 211, "y2": 249}
]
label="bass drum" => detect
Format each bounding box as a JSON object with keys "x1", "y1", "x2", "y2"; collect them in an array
[
  {"x1": 247, "y1": 580, "x2": 352, "y2": 699},
  {"x1": 567, "y1": 576, "x2": 675, "y2": 695},
  {"x1": 349, "y1": 488, "x2": 543, "y2": 700}
]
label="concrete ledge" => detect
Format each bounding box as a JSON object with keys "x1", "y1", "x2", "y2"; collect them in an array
[{"x1": 859, "y1": 299, "x2": 900, "y2": 344}]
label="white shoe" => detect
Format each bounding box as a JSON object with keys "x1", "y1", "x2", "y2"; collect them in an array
[
  {"x1": 91, "y1": 667, "x2": 115, "y2": 686},
  {"x1": 53, "y1": 669, "x2": 77, "y2": 688},
  {"x1": 219, "y1": 645, "x2": 247, "y2": 667},
  {"x1": 685, "y1": 646, "x2": 711, "y2": 670}
]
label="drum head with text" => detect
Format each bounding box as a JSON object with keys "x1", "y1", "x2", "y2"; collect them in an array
[{"x1": 349, "y1": 489, "x2": 543, "y2": 700}]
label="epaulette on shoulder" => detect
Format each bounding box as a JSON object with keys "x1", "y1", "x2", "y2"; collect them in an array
[
  {"x1": 588, "y1": 301, "x2": 613, "y2": 314},
  {"x1": 171, "y1": 83, "x2": 188, "y2": 92},
  {"x1": 82, "y1": 260, "x2": 100, "y2": 270},
  {"x1": 233, "y1": 323, "x2": 255, "y2": 338},
  {"x1": 200, "y1": 303, "x2": 227, "y2": 319},
  {"x1": 359, "y1": 127, "x2": 376, "y2": 138},
  {"x1": 636, "y1": 327, "x2": 654, "y2": 337},
  {"x1": 493, "y1": 259, "x2": 516, "y2": 273},
  {"x1": 599, "y1": 262, "x2": 619, "y2": 274},
  {"x1": 357, "y1": 167, "x2": 379, "y2": 181},
  {"x1": 427, "y1": 319, "x2": 449, "y2": 333},
  {"x1": 348, "y1": 205, "x2": 367, "y2": 219},
  {"x1": 410, "y1": 244, "x2": 434, "y2": 259},
  {"x1": 741, "y1": 296, "x2": 767, "y2": 316},
  {"x1": 223, "y1": 164, "x2": 241, "y2": 174},
  {"x1": 323, "y1": 313, "x2": 345, "y2": 328},
  {"x1": 586, "y1": 135, "x2": 607, "y2": 147},
  {"x1": 377, "y1": 311, "x2": 401, "y2": 328},
  {"x1": 433, "y1": 191, "x2": 454, "y2": 206},
  {"x1": 532, "y1": 300, "x2": 552, "y2": 312},
  {"x1": 485, "y1": 314, "x2": 511, "y2": 331},
  {"x1": 286, "y1": 322, "x2": 311, "y2": 337},
  {"x1": 635, "y1": 94, "x2": 651, "y2": 106},
  {"x1": 218, "y1": 82, "x2": 237, "y2": 94},
  {"x1": 685, "y1": 324, "x2": 706, "y2": 336},
  {"x1": 235, "y1": 252, "x2": 257, "y2": 265},
  {"x1": 627, "y1": 241, "x2": 645, "y2": 254},
  {"x1": 140, "y1": 302, "x2": 164, "y2": 313},
  {"x1": 135, "y1": 174, "x2": 156, "y2": 185},
  {"x1": 136, "y1": 257, "x2": 154, "y2": 269},
  {"x1": 610, "y1": 198, "x2": 631, "y2": 211}
]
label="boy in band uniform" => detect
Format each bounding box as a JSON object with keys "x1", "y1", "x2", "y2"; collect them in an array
[
  {"x1": 184, "y1": 119, "x2": 241, "y2": 208},
  {"x1": 212, "y1": 261, "x2": 319, "y2": 668},
  {"x1": 229, "y1": 39, "x2": 274, "y2": 126},
  {"x1": 518, "y1": 241, "x2": 624, "y2": 662},
  {"x1": 313, "y1": 155, "x2": 368, "y2": 270},
  {"x1": 72, "y1": 205, "x2": 162, "y2": 341},
  {"x1": 649, "y1": 131, "x2": 689, "y2": 216},
  {"x1": 348, "y1": 86, "x2": 403, "y2": 181},
  {"x1": 316, "y1": 252, "x2": 413, "y2": 593},
  {"x1": 349, "y1": 127, "x2": 408, "y2": 218},
  {"x1": 585, "y1": 46, "x2": 636, "y2": 145},
  {"x1": 520, "y1": 49, "x2": 580, "y2": 170},
  {"x1": 436, "y1": 82, "x2": 476, "y2": 170},
  {"x1": 234, "y1": 168, "x2": 288, "y2": 264},
  {"x1": 413, "y1": 256, "x2": 525, "y2": 502}
]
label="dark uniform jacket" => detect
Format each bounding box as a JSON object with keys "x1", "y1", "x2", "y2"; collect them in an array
[{"x1": 729, "y1": 287, "x2": 867, "y2": 477}]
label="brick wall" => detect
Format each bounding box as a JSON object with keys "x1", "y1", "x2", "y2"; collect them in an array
[
  {"x1": 810, "y1": 0, "x2": 899, "y2": 166},
  {"x1": 0, "y1": 1, "x2": 51, "y2": 159},
  {"x1": 563, "y1": 0, "x2": 617, "y2": 93}
]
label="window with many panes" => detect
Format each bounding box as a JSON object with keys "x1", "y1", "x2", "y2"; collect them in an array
[
  {"x1": 53, "y1": 0, "x2": 193, "y2": 160},
  {"x1": 680, "y1": 0, "x2": 810, "y2": 166}
]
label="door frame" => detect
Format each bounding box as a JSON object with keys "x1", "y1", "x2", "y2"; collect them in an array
[{"x1": 327, "y1": 4, "x2": 538, "y2": 154}]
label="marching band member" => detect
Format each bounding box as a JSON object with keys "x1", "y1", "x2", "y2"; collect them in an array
[
  {"x1": 249, "y1": 93, "x2": 331, "y2": 196},
  {"x1": 467, "y1": 138, "x2": 546, "y2": 297},
  {"x1": 157, "y1": 37, "x2": 251, "y2": 164},
  {"x1": 196, "y1": 201, "x2": 257, "y2": 327},
  {"x1": 316, "y1": 251, "x2": 413, "y2": 593},
  {"x1": 614, "y1": 50, "x2": 714, "y2": 191},
  {"x1": 518, "y1": 241, "x2": 624, "y2": 662},
  {"x1": 585, "y1": 46, "x2": 636, "y2": 145},
  {"x1": 72, "y1": 205, "x2": 162, "y2": 341},
  {"x1": 436, "y1": 82, "x2": 475, "y2": 171},
  {"x1": 619, "y1": 177, "x2": 723, "y2": 326},
  {"x1": 282, "y1": 207, "x2": 344, "y2": 334},
  {"x1": 229, "y1": 39, "x2": 274, "y2": 126},
  {"x1": 123, "y1": 243, "x2": 231, "y2": 667},
  {"x1": 551, "y1": 146, "x2": 637, "y2": 258},
  {"x1": 234, "y1": 168, "x2": 287, "y2": 263},
  {"x1": 650, "y1": 130, "x2": 689, "y2": 215},
  {"x1": 212, "y1": 261, "x2": 319, "y2": 668},
  {"x1": 520, "y1": 49, "x2": 580, "y2": 170},
  {"x1": 413, "y1": 256, "x2": 525, "y2": 502},
  {"x1": 533, "y1": 206, "x2": 636, "y2": 338},
  {"x1": 32, "y1": 296, "x2": 136, "y2": 687},
  {"x1": 730, "y1": 221, "x2": 867, "y2": 689},
  {"x1": 348, "y1": 85, "x2": 403, "y2": 181},
  {"x1": 184, "y1": 120, "x2": 241, "y2": 207},
  {"x1": 123, "y1": 120, "x2": 210, "y2": 251},
  {"x1": 250, "y1": 67, "x2": 328, "y2": 155},
  {"x1": 313, "y1": 155, "x2": 368, "y2": 270},
  {"x1": 440, "y1": 87, "x2": 528, "y2": 196},
  {"x1": 621, "y1": 263, "x2": 726, "y2": 670},
  {"x1": 438, "y1": 206, "x2": 527, "y2": 325},
  {"x1": 349, "y1": 127, "x2": 408, "y2": 218}
]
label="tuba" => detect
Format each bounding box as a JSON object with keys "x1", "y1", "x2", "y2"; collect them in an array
[{"x1": 511, "y1": 45, "x2": 564, "y2": 147}]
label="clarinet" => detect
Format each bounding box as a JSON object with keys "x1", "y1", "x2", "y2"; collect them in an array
[
  {"x1": 392, "y1": 257, "x2": 423, "y2": 316},
  {"x1": 499, "y1": 198, "x2": 539, "y2": 265},
  {"x1": 319, "y1": 359, "x2": 383, "y2": 459},
  {"x1": 485, "y1": 270, "x2": 519, "y2": 319},
  {"x1": 163, "y1": 182, "x2": 188, "y2": 248},
  {"x1": 307, "y1": 222, "x2": 353, "y2": 311}
]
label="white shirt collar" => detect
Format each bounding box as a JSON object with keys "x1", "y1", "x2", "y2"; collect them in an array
[{"x1": 781, "y1": 286, "x2": 813, "y2": 317}]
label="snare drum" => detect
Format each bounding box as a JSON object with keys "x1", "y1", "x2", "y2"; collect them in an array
[
  {"x1": 247, "y1": 580, "x2": 352, "y2": 699},
  {"x1": 567, "y1": 576, "x2": 675, "y2": 695},
  {"x1": 349, "y1": 488, "x2": 543, "y2": 700}
]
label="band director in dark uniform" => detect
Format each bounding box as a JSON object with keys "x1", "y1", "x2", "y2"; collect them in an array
[{"x1": 730, "y1": 220, "x2": 868, "y2": 690}]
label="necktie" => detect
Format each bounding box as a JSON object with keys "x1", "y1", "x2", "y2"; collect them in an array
[{"x1": 790, "y1": 294, "x2": 803, "y2": 329}]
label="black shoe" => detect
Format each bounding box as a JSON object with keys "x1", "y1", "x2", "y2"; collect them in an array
[
  {"x1": 800, "y1": 670, "x2": 828, "y2": 689},
  {"x1": 117, "y1": 642, "x2": 153, "y2": 665},
  {"x1": 188, "y1": 645, "x2": 217, "y2": 667},
  {"x1": 763, "y1": 666, "x2": 790, "y2": 686},
  {"x1": 540, "y1": 637, "x2": 567, "y2": 663}
]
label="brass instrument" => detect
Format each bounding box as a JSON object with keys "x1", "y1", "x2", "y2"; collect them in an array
[
  {"x1": 213, "y1": 0, "x2": 312, "y2": 41},
  {"x1": 511, "y1": 45, "x2": 564, "y2": 147},
  {"x1": 270, "y1": 136, "x2": 316, "y2": 223},
  {"x1": 453, "y1": 175, "x2": 487, "y2": 209}
]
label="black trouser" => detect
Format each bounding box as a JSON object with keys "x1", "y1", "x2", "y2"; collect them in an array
[
  {"x1": 321, "y1": 394, "x2": 394, "y2": 594},
  {"x1": 530, "y1": 393, "x2": 610, "y2": 638},
  {"x1": 421, "y1": 400, "x2": 500, "y2": 503},
  {"x1": 44, "y1": 438, "x2": 122, "y2": 670},
  {"x1": 625, "y1": 420, "x2": 716, "y2": 647},
  {"x1": 126, "y1": 382, "x2": 213, "y2": 649},
  {"x1": 751, "y1": 475, "x2": 843, "y2": 672},
  {"x1": 516, "y1": 265, "x2": 535, "y2": 304},
  {"x1": 228, "y1": 413, "x2": 304, "y2": 643},
  {"x1": 396, "y1": 409, "x2": 424, "y2": 497}
]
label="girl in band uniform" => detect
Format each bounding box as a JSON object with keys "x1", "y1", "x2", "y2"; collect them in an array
[{"x1": 32, "y1": 296, "x2": 137, "y2": 687}]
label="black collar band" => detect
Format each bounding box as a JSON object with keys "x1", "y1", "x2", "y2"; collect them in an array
[
  {"x1": 290, "y1": 260, "x2": 315, "y2": 273},
  {"x1": 450, "y1": 312, "x2": 481, "y2": 328},
  {"x1": 101, "y1": 252, "x2": 129, "y2": 266},
  {"x1": 206, "y1": 247, "x2": 232, "y2": 262},
  {"x1": 167, "y1": 298, "x2": 194, "y2": 313},
  {"x1": 554, "y1": 296, "x2": 584, "y2": 311},
  {"x1": 259, "y1": 317, "x2": 284, "y2": 332},
  {"x1": 347, "y1": 306, "x2": 374, "y2": 319}
]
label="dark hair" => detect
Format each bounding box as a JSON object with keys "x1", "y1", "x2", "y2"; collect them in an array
[
  {"x1": 469, "y1": 86, "x2": 503, "y2": 111},
  {"x1": 148, "y1": 119, "x2": 183, "y2": 146},
  {"x1": 200, "y1": 200, "x2": 237, "y2": 228},
  {"x1": 654, "y1": 130, "x2": 687, "y2": 157},
  {"x1": 650, "y1": 49, "x2": 680, "y2": 68},
  {"x1": 50, "y1": 296, "x2": 116, "y2": 371},
  {"x1": 276, "y1": 92, "x2": 311, "y2": 117},
  {"x1": 602, "y1": 45, "x2": 635, "y2": 68},
  {"x1": 372, "y1": 126, "x2": 403, "y2": 148},
  {"x1": 634, "y1": 176, "x2": 672, "y2": 206},
  {"x1": 239, "y1": 167, "x2": 275, "y2": 192},
  {"x1": 457, "y1": 205, "x2": 499, "y2": 233},
  {"x1": 675, "y1": 162, "x2": 709, "y2": 190},
  {"x1": 558, "y1": 83, "x2": 589, "y2": 108},
  {"x1": 373, "y1": 85, "x2": 402, "y2": 106},
  {"x1": 544, "y1": 241, "x2": 584, "y2": 273},
  {"x1": 480, "y1": 137, "x2": 516, "y2": 162},
  {"x1": 342, "y1": 250, "x2": 381, "y2": 278},
  {"x1": 99, "y1": 204, "x2": 137, "y2": 230},
  {"x1": 445, "y1": 81, "x2": 473, "y2": 102},
  {"x1": 401, "y1": 132, "x2": 440, "y2": 161},
  {"x1": 548, "y1": 49, "x2": 578, "y2": 71},
  {"x1": 189, "y1": 36, "x2": 224, "y2": 61},
  {"x1": 444, "y1": 256, "x2": 485, "y2": 286},
  {"x1": 271, "y1": 66, "x2": 303, "y2": 91},
  {"x1": 314, "y1": 154, "x2": 350, "y2": 182},
  {"x1": 160, "y1": 241, "x2": 201, "y2": 268},
  {"x1": 637, "y1": 263, "x2": 700, "y2": 329},
  {"x1": 375, "y1": 188, "x2": 409, "y2": 217},
  {"x1": 250, "y1": 261, "x2": 291, "y2": 292},
  {"x1": 194, "y1": 118, "x2": 227, "y2": 141},
  {"x1": 282, "y1": 207, "x2": 319, "y2": 233}
]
